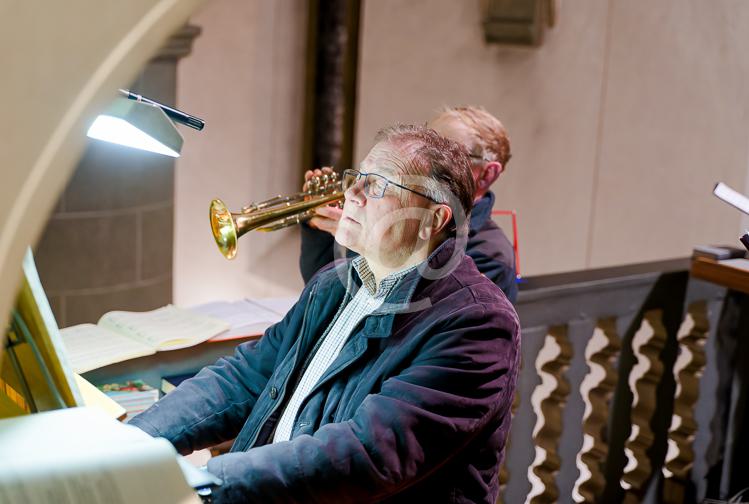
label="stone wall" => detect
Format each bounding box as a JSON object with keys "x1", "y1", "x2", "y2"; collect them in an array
[{"x1": 34, "y1": 26, "x2": 200, "y2": 327}]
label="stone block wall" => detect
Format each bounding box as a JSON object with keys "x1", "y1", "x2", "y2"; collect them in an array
[{"x1": 34, "y1": 26, "x2": 200, "y2": 327}]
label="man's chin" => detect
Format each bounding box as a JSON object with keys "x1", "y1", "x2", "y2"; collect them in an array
[{"x1": 334, "y1": 228, "x2": 361, "y2": 255}]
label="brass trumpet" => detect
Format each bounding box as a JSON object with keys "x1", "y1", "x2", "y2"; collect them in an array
[{"x1": 210, "y1": 172, "x2": 343, "y2": 259}]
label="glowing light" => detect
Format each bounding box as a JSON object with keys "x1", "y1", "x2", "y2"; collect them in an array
[{"x1": 87, "y1": 115, "x2": 180, "y2": 158}]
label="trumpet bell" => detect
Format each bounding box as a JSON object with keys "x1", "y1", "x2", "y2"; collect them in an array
[
  {"x1": 209, "y1": 172, "x2": 343, "y2": 259},
  {"x1": 210, "y1": 198, "x2": 238, "y2": 260}
]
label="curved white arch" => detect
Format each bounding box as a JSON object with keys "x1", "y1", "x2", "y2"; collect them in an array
[{"x1": 0, "y1": 0, "x2": 205, "y2": 338}]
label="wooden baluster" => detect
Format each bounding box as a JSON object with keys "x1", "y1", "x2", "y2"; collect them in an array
[
  {"x1": 571, "y1": 318, "x2": 621, "y2": 503},
  {"x1": 525, "y1": 325, "x2": 572, "y2": 504},
  {"x1": 620, "y1": 309, "x2": 669, "y2": 501},
  {"x1": 501, "y1": 326, "x2": 550, "y2": 504},
  {"x1": 498, "y1": 390, "x2": 521, "y2": 502},
  {"x1": 662, "y1": 301, "x2": 709, "y2": 503}
]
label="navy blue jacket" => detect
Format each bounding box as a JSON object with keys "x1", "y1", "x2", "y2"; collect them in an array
[
  {"x1": 300, "y1": 191, "x2": 518, "y2": 303},
  {"x1": 130, "y1": 239, "x2": 520, "y2": 503}
]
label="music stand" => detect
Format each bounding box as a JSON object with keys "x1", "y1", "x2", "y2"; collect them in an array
[
  {"x1": 713, "y1": 182, "x2": 749, "y2": 251},
  {"x1": 1, "y1": 249, "x2": 82, "y2": 417}
]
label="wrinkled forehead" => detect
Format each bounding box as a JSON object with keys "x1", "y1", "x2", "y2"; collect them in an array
[{"x1": 360, "y1": 141, "x2": 412, "y2": 179}]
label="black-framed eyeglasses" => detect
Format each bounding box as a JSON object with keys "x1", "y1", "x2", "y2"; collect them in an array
[{"x1": 342, "y1": 169, "x2": 442, "y2": 204}]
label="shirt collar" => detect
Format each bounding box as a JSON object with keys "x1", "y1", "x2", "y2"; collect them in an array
[{"x1": 351, "y1": 256, "x2": 418, "y2": 298}]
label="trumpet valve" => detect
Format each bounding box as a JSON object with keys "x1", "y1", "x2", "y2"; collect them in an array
[{"x1": 307, "y1": 171, "x2": 339, "y2": 195}]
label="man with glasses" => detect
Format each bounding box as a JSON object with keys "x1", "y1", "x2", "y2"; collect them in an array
[
  {"x1": 300, "y1": 106, "x2": 518, "y2": 302},
  {"x1": 130, "y1": 125, "x2": 520, "y2": 503}
]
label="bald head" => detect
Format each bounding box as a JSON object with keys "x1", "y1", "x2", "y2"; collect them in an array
[{"x1": 428, "y1": 106, "x2": 511, "y2": 202}]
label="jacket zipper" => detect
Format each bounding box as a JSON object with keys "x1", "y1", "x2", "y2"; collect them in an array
[
  {"x1": 249, "y1": 286, "x2": 356, "y2": 447},
  {"x1": 240, "y1": 283, "x2": 319, "y2": 451},
  {"x1": 293, "y1": 291, "x2": 350, "y2": 384}
]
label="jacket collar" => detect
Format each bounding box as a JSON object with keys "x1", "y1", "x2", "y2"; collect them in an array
[
  {"x1": 470, "y1": 191, "x2": 494, "y2": 232},
  {"x1": 351, "y1": 255, "x2": 418, "y2": 298},
  {"x1": 314, "y1": 238, "x2": 465, "y2": 340},
  {"x1": 359, "y1": 237, "x2": 464, "y2": 339}
]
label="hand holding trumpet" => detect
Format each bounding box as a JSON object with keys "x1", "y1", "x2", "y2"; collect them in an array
[{"x1": 304, "y1": 167, "x2": 343, "y2": 236}]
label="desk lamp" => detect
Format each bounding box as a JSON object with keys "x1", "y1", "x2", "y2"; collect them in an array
[{"x1": 86, "y1": 89, "x2": 204, "y2": 157}]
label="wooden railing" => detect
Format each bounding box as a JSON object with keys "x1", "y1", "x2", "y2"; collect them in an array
[{"x1": 501, "y1": 258, "x2": 746, "y2": 504}]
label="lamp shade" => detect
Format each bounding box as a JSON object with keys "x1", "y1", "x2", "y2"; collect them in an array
[{"x1": 87, "y1": 97, "x2": 183, "y2": 157}]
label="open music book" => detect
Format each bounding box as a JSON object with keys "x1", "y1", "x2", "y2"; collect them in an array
[
  {"x1": 59, "y1": 306, "x2": 230, "y2": 373},
  {"x1": 191, "y1": 297, "x2": 297, "y2": 341}
]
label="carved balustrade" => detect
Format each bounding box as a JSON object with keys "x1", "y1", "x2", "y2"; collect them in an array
[{"x1": 501, "y1": 258, "x2": 745, "y2": 503}]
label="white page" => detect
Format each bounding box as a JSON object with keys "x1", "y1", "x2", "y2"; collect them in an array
[
  {"x1": 191, "y1": 299, "x2": 279, "y2": 327},
  {"x1": 248, "y1": 297, "x2": 297, "y2": 317},
  {"x1": 714, "y1": 182, "x2": 749, "y2": 215},
  {"x1": 98, "y1": 305, "x2": 229, "y2": 351},
  {"x1": 190, "y1": 299, "x2": 286, "y2": 339},
  {"x1": 59, "y1": 324, "x2": 155, "y2": 373},
  {"x1": 0, "y1": 408, "x2": 200, "y2": 504}
]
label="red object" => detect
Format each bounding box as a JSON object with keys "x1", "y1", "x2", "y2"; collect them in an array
[{"x1": 491, "y1": 210, "x2": 520, "y2": 278}]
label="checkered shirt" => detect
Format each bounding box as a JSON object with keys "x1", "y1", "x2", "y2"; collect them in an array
[{"x1": 272, "y1": 257, "x2": 416, "y2": 443}]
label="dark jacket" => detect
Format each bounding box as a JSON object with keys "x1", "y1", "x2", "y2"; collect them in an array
[
  {"x1": 300, "y1": 191, "x2": 518, "y2": 303},
  {"x1": 130, "y1": 239, "x2": 520, "y2": 503}
]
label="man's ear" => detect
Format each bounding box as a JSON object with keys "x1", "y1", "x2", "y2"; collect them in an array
[
  {"x1": 419, "y1": 205, "x2": 452, "y2": 240},
  {"x1": 477, "y1": 161, "x2": 503, "y2": 191}
]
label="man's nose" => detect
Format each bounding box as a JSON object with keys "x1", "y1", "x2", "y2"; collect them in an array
[{"x1": 344, "y1": 181, "x2": 366, "y2": 206}]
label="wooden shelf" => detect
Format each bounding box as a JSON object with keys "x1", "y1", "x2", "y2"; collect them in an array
[{"x1": 690, "y1": 257, "x2": 749, "y2": 295}]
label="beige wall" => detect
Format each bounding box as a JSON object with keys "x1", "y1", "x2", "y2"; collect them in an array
[
  {"x1": 173, "y1": 0, "x2": 749, "y2": 304},
  {"x1": 357, "y1": 0, "x2": 749, "y2": 275},
  {"x1": 173, "y1": 0, "x2": 307, "y2": 306}
]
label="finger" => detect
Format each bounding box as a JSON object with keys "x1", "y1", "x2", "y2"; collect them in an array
[
  {"x1": 315, "y1": 205, "x2": 343, "y2": 220},
  {"x1": 303, "y1": 170, "x2": 315, "y2": 191},
  {"x1": 309, "y1": 217, "x2": 337, "y2": 236},
  {"x1": 311, "y1": 218, "x2": 337, "y2": 235}
]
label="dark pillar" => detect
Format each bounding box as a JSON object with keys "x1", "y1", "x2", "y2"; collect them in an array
[{"x1": 301, "y1": 0, "x2": 361, "y2": 176}]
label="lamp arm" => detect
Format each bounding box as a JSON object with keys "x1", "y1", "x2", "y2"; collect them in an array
[{"x1": 119, "y1": 89, "x2": 205, "y2": 131}]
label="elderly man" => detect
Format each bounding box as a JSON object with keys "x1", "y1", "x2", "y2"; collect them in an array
[
  {"x1": 130, "y1": 125, "x2": 520, "y2": 503},
  {"x1": 300, "y1": 106, "x2": 518, "y2": 302}
]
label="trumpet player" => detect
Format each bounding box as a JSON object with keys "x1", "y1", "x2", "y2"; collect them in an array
[
  {"x1": 300, "y1": 105, "x2": 518, "y2": 303},
  {"x1": 131, "y1": 124, "x2": 520, "y2": 503}
]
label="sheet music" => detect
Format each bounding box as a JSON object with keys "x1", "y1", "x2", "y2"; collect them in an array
[
  {"x1": 99, "y1": 305, "x2": 229, "y2": 350},
  {"x1": 59, "y1": 324, "x2": 155, "y2": 373},
  {"x1": 190, "y1": 298, "x2": 296, "y2": 340}
]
